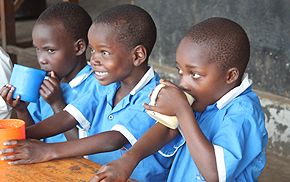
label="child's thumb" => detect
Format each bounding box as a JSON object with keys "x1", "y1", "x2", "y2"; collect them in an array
[{"x1": 50, "y1": 71, "x2": 59, "y2": 80}]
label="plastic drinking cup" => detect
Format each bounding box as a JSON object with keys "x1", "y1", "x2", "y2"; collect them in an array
[
  {"x1": 0, "y1": 119, "x2": 26, "y2": 164},
  {"x1": 10, "y1": 64, "x2": 46, "y2": 103}
]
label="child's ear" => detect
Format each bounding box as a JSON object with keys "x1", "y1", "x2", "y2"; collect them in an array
[
  {"x1": 132, "y1": 45, "x2": 147, "y2": 66},
  {"x1": 74, "y1": 39, "x2": 86, "y2": 56},
  {"x1": 226, "y1": 67, "x2": 239, "y2": 84}
]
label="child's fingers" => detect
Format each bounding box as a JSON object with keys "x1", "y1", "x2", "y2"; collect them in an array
[
  {"x1": 6, "y1": 86, "x2": 16, "y2": 103},
  {"x1": 0, "y1": 84, "x2": 9, "y2": 93},
  {"x1": 7, "y1": 158, "x2": 30, "y2": 165},
  {"x1": 89, "y1": 175, "x2": 98, "y2": 182},
  {"x1": 144, "y1": 103, "x2": 158, "y2": 112},
  {"x1": 90, "y1": 173, "x2": 106, "y2": 182},
  {"x1": 41, "y1": 80, "x2": 54, "y2": 91},
  {"x1": 0, "y1": 147, "x2": 14, "y2": 155},
  {"x1": 49, "y1": 71, "x2": 60, "y2": 81},
  {"x1": 3, "y1": 139, "x2": 19, "y2": 146},
  {"x1": 160, "y1": 79, "x2": 177, "y2": 88},
  {"x1": 0, "y1": 85, "x2": 10, "y2": 98}
]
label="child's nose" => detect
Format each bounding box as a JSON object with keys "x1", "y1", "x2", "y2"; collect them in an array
[
  {"x1": 37, "y1": 54, "x2": 48, "y2": 65},
  {"x1": 179, "y1": 78, "x2": 191, "y2": 91},
  {"x1": 90, "y1": 56, "x2": 101, "y2": 66}
]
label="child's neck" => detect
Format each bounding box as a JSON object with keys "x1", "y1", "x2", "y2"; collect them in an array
[
  {"x1": 62, "y1": 58, "x2": 87, "y2": 83},
  {"x1": 113, "y1": 66, "x2": 149, "y2": 107}
]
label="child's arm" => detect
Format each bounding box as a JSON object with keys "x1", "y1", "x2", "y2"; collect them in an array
[
  {"x1": 156, "y1": 80, "x2": 218, "y2": 181},
  {"x1": 91, "y1": 123, "x2": 179, "y2": 182},
  {"x1": 0, "y1": 130, "x2": 129, "y2": 165},
  {"x1": 40, "y1": 71, "x2": 78, "y2": 140},
  {"x1": 25, "y1": 110, "x2": 78, "y2": 139},
  {"x1": 0, "y1": 84, "x2": 34, "y2": 126}
]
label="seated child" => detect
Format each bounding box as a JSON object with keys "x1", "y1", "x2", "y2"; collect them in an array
[
  {"x1": 0, "y1": 47, "x2": 13, "y2": 119},
  {"x1": 0, "y1": 2, "x2": 93, "y2": 142},
  {"x1": 0, "y1": 4, "x2": 183, "y2": 181},
  {"x1": 90, "y1": 17, "x2": 268, "y2": 182}
]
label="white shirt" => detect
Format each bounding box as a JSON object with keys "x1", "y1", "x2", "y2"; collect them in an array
[{"x1": 0, "y1": 47, "x2": 13, "y2": 119}]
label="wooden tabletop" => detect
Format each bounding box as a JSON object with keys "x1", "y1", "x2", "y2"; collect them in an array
[{"x1": 0, "y1": 157, "x2": 101, "y2": 182}]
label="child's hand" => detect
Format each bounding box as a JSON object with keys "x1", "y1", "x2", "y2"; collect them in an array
[
  {"x1": 0, "y1": 139, "x2": 52, "y2": 165},
  {"x1": 144, "y1": 80, "x2": 191, "y2": 117},
  {"x1": 40, "y1": 71, "x2": 65, "y2": 110},
  {"x1": 0, "y1": 84, "x2": 27, "y2": 112},
  {"x1": 90, "y1": 159, "x2": 132, "y2": 182}
]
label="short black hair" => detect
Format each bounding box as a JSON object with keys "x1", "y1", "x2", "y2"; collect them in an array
[
  {"x1": 35, "y1": 2, "x2": 92, "y2": 45},
  {"x1": 186, "y1": 17, "x2": 250, "y2": 76},
  {"x1": 95, "y1": 4, "x2": 157, "y2": 57}
]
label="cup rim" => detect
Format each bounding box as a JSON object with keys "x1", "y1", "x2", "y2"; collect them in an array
[
  {"x1": 13, "y1": 64, "x2": 46, "y2": 74},
  {"x1": 0, "y1": 119, "x2": 26, "y2": 130}
]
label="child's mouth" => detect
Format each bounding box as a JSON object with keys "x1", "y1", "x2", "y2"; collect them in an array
[{"x1": 94, "y1": 71, "x2": 108, "y2": 79}]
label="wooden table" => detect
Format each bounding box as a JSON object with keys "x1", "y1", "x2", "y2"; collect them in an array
[{"x1": 0, "y1": 157, "x2": 101, "y2": 182}]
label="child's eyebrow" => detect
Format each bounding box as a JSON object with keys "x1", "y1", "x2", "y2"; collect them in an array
[{"x1": 185, "y1": 65, "x2": 198, "y2": 69}]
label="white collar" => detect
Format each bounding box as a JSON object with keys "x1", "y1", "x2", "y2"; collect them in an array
[
  {"x1": 130, "y1": 67, "x2": 155, "y2": 95},
  {"x1": 69, "y1": 65, "x2": 93, "y2": 88},
  {"x1": 216, "y1": 73, "x2": 252, "y2": 109}
]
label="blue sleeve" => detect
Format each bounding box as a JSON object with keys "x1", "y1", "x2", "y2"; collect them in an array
[
  {"x1": 64, "y1": 84, "x2": 101, "y2": 130},
  {"x1": 111, "y1": 109, "x2": 156, "y2": 149},
  {"x1": 27, "y1": 101, "x2": 42, "y2": 123},
  {"x1": 212, "y1": 100, "x2": 267, "y2": 181}
]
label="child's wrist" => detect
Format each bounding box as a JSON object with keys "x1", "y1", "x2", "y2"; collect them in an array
[{"x1": 122, "y1": 150, "x2": 140, "y2": 169}]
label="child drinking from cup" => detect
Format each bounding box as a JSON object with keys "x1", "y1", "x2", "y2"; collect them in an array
[
  {"x1": 0, "y1": 2, "x2": 93, "y2": 142},
  {"x1": 0, "y1": 4, "x2": 183, "y2": 181}
]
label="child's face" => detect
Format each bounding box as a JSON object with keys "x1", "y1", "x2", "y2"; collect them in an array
[
  {"x1": 88, "y1": 23, "x2": 135, "y2": 86},
  {"x1": 176, "y1": 37, "x2": 229, "y2": 112},
  {"x1": 32, "y1": 22, "x2": 78, "y2": 79}
]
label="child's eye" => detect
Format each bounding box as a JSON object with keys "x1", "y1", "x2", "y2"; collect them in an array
[
  {"x1": 176, "y1": 67, "x2": 183, "y2": 75},
  {"x1": 191, "y1": 72, "x2": 201, "y2": 79},
  {"x1": 101, "y1": 51, "x2": 110, "y2": 56},
  {"x1": 90, "y1": 47, "x2": 95, "y2": 54},
  {"x1": 47, "y1": 49, "x2": 55, "y2": 54}
]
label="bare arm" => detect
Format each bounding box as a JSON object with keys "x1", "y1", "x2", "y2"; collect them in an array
[
  {"x1": 93, "y1": 123, "x2": 179, "y2": 182},
  {"x1": 158, "y1": 80, "x2": 218, "y2": 182},
  {"x1": 40, "y1": 72, "x2": 79, "y2": 141},
  {"x1": 0, "y1": 130, "x2": 128, "y2": 165},
  {"x1": 26, "y1": 111, "x2": 77, "y2": 139},
  {"x1": 176, "y1": 104, "x2": 218, "y2": 182}
]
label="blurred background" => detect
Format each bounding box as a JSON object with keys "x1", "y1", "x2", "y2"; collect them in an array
[{"x1": 1, "y1": 0, "x2": 289, "y2": 181}]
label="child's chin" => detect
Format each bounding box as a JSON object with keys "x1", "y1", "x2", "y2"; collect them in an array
[{"x1": 97, "y1": 79, "x2": 111, "y2": 86}]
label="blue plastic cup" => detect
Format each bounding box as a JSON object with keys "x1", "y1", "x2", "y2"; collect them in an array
[{"x1": 9, "y1": 64, "x2": 46, "y2": 103}]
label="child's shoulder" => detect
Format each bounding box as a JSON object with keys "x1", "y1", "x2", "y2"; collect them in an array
[
  {"x1": 221, "y1": 87, "x2": 264, "y2": 126},
  {"x1": 229, "y1": 87, "x2": 262, "y2": 112}
]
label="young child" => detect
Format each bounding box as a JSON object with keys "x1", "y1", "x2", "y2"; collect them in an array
[
  {"x1": 0, "y1": 2, "x2": 93, "y2": 142},
  {"x1": 0, "y1": 47, "x2": 13, "y2": 119},
  {"x1": 0, "y1": 4, "x2": 182, "y2": 181},
  {"x1": 90, "y1": 17, "x2": 268, "y2": 182}
]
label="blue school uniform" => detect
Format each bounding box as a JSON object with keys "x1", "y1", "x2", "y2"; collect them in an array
[
  {"x1": 166, "y1": 74, "x2": 268, "y2": 182},
  {"x1": 64, "y1": 67, "x2": 183, "y2": 181},
  {"x1": 27, "y1": 64, "x2": 94, "y2": 143}
]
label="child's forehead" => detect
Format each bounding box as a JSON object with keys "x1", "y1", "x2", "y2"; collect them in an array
[
  {"x1": 88, "y1": 23, "x2": 128, "y2": 48},
  {"x1": 177, "y1": 38, "x2": 211, "y2": 61},
  {"x1": 176, "y1": 37, "x2": 224, "y2": 72}
]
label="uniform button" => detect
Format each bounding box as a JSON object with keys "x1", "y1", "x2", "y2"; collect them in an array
[{"x1": 108, "y1": 115, "x2": 114, "y2": 120}]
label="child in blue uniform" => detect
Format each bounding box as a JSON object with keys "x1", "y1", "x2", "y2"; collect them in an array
[
  {"x1": 90, "y1": 17, "x2": 268, "y2": 182},
  {"x1": 0, "y1": 4, "x2": 182, "y2": 181},
  {"x1": 0, "y1": 2, "x2": 93, "y2": 142}
]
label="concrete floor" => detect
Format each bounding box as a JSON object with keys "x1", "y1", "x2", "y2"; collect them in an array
[{"x1": 7, "y1": 1, "x2": 290, "y2": 181}]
